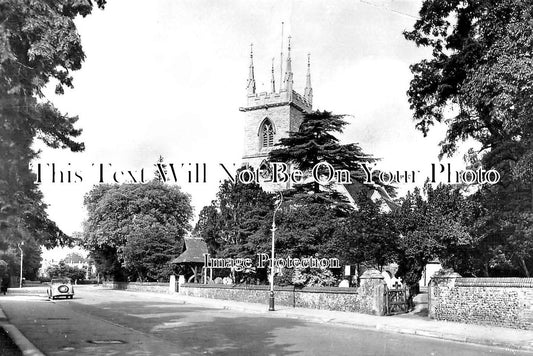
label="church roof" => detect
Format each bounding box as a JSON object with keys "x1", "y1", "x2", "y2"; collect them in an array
[
  {"x1": 343, "y1": 180, "x2": 400, "y2": 212},
  {"x1": 171, "y1": 238, "x2": 208, "y2": 264}
]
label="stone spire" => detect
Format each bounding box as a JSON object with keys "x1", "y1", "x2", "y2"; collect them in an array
[
  {"x1": 246, "y1": 43, "x2": 256, "y2": 95},
  {"x1": 304, "y1": 53, "x2": 313, "y2": 105},
  {"x1": 283, "y1": 36, "x2": 293, "y2": 93},
  {"x1": 271, "y1": 58, "x2": 276, "y2": 93}
]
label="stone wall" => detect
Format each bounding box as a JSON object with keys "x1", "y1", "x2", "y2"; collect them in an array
[
  {"x1": 429, "y1": 273, "x2": 533, "y2": 330},
  {"x1": 102, "y1": 281, "x2": 171, "y2": 294},
  {"x1": 180, "y1": 269, "x2": 387, "y2": 315},
  {"x1": 180, "y1": 284, "x2": 295, "y2": 307}
]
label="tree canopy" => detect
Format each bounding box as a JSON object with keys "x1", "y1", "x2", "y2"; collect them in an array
[
  {"x1": 269, "y1": 110, "x2": 383, "y2": 199},
  {"x1": 82, "y1": 182, "x2": 193, "y2": 281},
  {"x1": 405, "y1": 0, "x2": 533, "y2": 276},
  {"x1": 47, "y1": 261, "x2": 86, "y2": 281},
  {"x1": 0, "y1": 0, "x2": 106, "y2": 266},
  {"x1": 194, "y1": 170, "x2": 273, "y2": 257}
]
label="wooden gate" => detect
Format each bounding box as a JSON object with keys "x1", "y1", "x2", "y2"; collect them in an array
[{"x1": 385, "y1": 282, "x2": 408, "y2": 315}]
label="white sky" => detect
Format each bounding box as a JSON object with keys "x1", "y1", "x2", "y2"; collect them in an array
[{"x1": 36, "y1": 0, "x2": 471, "y2": 259}]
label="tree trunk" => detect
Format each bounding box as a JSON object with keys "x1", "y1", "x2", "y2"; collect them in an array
[
  {"x1": 483, "y1": 263, "x2": 489, "y2": 277},
  {"x1": 530, "y1": 183, "x2": 533, "y2": 210},
  {"x1": 519, "y1": 256, "x2": 530, "y2": 277}
]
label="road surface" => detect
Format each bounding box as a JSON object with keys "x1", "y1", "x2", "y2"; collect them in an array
[{"x1": 0, "y1": 286, "x2": 529, "y2": 355}]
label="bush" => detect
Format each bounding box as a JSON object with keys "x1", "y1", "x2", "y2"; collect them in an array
[
  {"x1": 77, "y1": 279, "x2": 98, "y2": 284},
  {"x1": 274, "y1": 268, "x2": 294, "y2": 286},
  {"x1": 46, "y1": 262, "x2": 86, "y2": 281},
  {"x1": 292, "y1": 266, "x2": 338, "y2": 287},
  {"x1": 38, "y1": 276, "x2": 51, "y2": 283}
]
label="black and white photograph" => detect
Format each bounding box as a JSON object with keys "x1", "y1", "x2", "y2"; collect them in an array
[{"x1": 1, "y1": 0, "x2": 533, "y2": 355}]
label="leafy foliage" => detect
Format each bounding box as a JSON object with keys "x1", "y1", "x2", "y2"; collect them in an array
[
  {"x1": 392, "y1": 183, "x2": 478, "y2": 286},
  {"x1": 0, "y1": 0, "x2": 105, "y2": 280},
  {"x1": 194, "y1": 171, "x2": 273, "y2": 281},
  {"x1": 196, "y1": 111, "x2": 397, "y2": 284},
  {"x1": 327, "y1": 193, "x2": 396, "y2": 269},
  {"x1": 291, "y1": 266, "x2": 337, "y2": 287},
  {"x1": 0, "y1": 238, "x2": 41, "y2": 280},
  {"x1": 47, "y1": 261, "x2": 85, "y2": 281},
  {"x1": 406, "y1": 0, "x2": 533, "y2": 276},
  {"x1": 274, "y1": 193, "x2": 348, "y2": 259},
  {"x1": 269, "y1": 110, "x2": 385, "y2": 201},
  {"x1": 82, "y1": 182, "x2": 193, "y2": 281}
]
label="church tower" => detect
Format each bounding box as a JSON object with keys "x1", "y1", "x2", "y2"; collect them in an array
[{"x1": 240, "y1": 38, "x2": 313, "y2": 170}]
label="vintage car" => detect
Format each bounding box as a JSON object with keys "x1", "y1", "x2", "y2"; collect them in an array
[{"x1": 47, "y1": 278, "x2": 74, "y2": 300}]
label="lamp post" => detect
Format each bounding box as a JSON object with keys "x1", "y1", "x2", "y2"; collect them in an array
[
  {"x1": 18, "y1": 241, "x2": 24, "y2": 288},
  {"x1": 269, "y1": 192, "x2": 283, "y2": 311}
]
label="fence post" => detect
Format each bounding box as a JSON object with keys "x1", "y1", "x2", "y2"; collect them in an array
[
  {"x1": 178, "y1": 275, "x2": 185, "y2": 293},
  {"x1": 169, "y1": 275, "x2": 177, "y2": 293}
]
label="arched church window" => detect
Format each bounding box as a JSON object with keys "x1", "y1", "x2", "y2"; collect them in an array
[{"x1": 261, "y1": 120, "x2": 274, "y2": 148}]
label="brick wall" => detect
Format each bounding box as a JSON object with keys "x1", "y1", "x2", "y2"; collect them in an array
[{"x1": 429, "y1": 274, "x2": 533, "y2": 330}]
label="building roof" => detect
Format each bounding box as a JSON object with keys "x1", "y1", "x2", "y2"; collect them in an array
[
  {"x1": 344, "y1": 180, "x2": 399, "y2": 212},
  {"x1": 171, "y1": 238, "x2": 208, "y2": 264}
]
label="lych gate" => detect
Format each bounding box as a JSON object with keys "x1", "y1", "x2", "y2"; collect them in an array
[{"x1": 171, "y1": 238, "x2": 208, "y2": 283}]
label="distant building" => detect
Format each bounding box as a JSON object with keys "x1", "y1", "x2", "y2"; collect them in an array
[
  {"x1": 39, "y1": 253, "x2": 96, "y2": 278},
  {"x1": 38, "y1": 258, "x2": 60, "y2": 277},
  {"x1": 63, "y1": 253, "x2": 89, "y2": 269}
]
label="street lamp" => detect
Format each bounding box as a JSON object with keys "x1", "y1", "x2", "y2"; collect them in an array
[
  {"x1": 269, "y1": 192, "x2": 283, "y2": 311},
  {"x1": 18, "y1": 241, "x2": 24, "y2": 288}
]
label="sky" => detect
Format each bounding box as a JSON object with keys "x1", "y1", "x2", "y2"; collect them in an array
[{"x1": 36, "y1": 0, "x2": 470, "y2": 259}]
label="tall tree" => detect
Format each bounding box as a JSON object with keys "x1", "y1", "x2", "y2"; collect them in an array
[
  {"x1": 194, "y1": 176, "x2": 352, "y2": 283},
  {"x1": 194, "y1": 169, "x2": 273, "y2": 260},
  {"x1": 153, "y1": 155, "x2": 168, "y2": 182},
  {"x1": 82, "y1": 182, "x2": 193, "y2": 281},
  {"x1": 405, "y1": 0, "x2": 533, "y2": 276},
  {"x1": 1, "y1": 1, "x2": 106, "y2": 254},
  {"x1": 327, "y1": 192, "x2": 397, "y2": 269},
  {"x1": 393, "y1": 183, "x2": 477, "y2": 288},
  {"x1": 269, "y1": 110, "x2": 384, "y2": 202},
  {"x1": 194, "y1": 170, "x2": 274, "y2": 282},
  {"x1": 193, "y1": 202, "x2": 221, "y2": 254}
]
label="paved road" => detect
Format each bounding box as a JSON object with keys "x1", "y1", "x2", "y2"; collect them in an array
[{"x1": 0, "y1": 287, "x2": 530, "y2": 355}]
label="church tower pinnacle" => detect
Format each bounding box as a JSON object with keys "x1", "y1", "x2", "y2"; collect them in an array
[
  {"x1": 283, "y1": 36, "x2": 293, "y2": 94},
  {"x1": 271, "y1": 58, "x2": 276, "y2": 93},
  {"x1": 246, "y1": 43, "x2": 256, "y2": 95},
  {"x1": 240, "y1": 36, "x2": 313, "y2": 178},
  {"x1": 304, "y1": 53, "x2": 313, "y2": 105}
]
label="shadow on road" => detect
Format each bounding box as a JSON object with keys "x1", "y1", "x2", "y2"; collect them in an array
[{"x1": 68, "y1": 299, "x2": 305, "y2": 355}]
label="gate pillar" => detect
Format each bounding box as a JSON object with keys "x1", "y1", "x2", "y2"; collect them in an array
[{"x1": 360, "y1": 269, "x2": 387, "y2": 316}]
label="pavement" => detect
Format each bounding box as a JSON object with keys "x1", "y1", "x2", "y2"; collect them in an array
[{"x1": 0, "y1": 286, "x2": 532, "y2": 355}]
